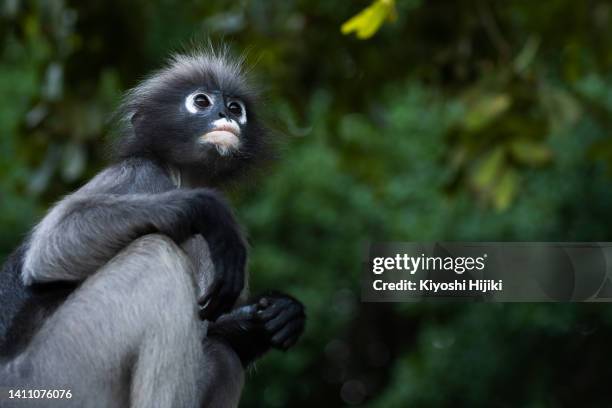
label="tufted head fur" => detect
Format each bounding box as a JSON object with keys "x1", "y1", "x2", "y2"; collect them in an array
[{"x1": 114, "y1": 47, "x2": 271, "y2": 186}]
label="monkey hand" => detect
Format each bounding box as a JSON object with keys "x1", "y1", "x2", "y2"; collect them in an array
[
  {"x1": 255, "y1": 292, "x2": 306, "y2": 351},
  {"x1": 188, "y1": 189, "x2": 247, "y2": 321},
  {"x1": 206, "y1": 292, "x2": 306, "y2": 367}
]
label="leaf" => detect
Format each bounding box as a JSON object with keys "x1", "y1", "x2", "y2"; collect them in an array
[
  {"x1": 514, "y1": 35, "x2": 540, "y2": 74},
  {"x1": 462, "y1": 93, "x2": 512, "y2": 132},
  {"x1": 493, "y1": 169, "x2": 519, "y2": 211},
  {"x1": 341, "y1": 0, "x2": 396, "y2": 40},
  {"x1": 472, "y1": 147, "x2": 505, "y2": 190},
  {"x1": 509, "y1": 139, "x2": 552, "y2": 166}
]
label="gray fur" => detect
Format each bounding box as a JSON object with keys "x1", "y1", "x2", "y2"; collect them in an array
[
  {"x1": 7, "y1": 160, "x2": 247, "y2": 407},
  {"x1": 24, "y1": 165, "x2": 186, "y2": 284},
  {"x1": 4, "y1": 234, "x2": 243, "y2": 407}
]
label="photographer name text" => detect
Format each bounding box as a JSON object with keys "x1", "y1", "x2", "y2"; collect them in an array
[
  {"x1": 372, "y1": 279, "x2": 503, "y2": 293},
  {"x1": 370, "y1": 253, "x2": 503, "y2": 295}
]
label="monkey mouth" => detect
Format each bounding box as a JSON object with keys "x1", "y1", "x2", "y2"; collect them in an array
[{"x1": 199, "y1": 123, "x2": 240, "y2": 156}]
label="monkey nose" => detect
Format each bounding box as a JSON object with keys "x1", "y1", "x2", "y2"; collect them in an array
[{"x1": 218, "y1": 111, "x2": 227, "y2": 118}]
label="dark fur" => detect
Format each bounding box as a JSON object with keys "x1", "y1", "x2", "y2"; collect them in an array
[{"x1": 0, "y1": 245, "x2": 77, "y2": 357}]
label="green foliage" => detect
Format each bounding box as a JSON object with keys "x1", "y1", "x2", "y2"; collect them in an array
[{"x1": 2, "y1": 0, "x2": 612, "y2": 406}]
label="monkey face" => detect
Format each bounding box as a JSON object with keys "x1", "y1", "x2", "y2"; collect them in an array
[
  {"x1": 128, "y1": 85, "x2": 258, "y2": 173},
  {"x1": 117, "y1": 50, "x2": 270, "y2": 185},
  {"x1": 183, "y1": 90, "x2": 247, "y2": 157}
]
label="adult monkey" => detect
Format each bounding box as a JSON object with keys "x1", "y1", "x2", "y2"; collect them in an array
[{"x1": 0, "y1": 48, "x2": 306, "y2": 407}]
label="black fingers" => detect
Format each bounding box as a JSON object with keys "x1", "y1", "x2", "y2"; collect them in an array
[
  {"x1": 271, "y1": 319, "x2": 303, "y2": 350},
  {"x1": 257, "y1": 298, "x2": 285, "y2": 321},
  {"x1": 255, "y1": 293, "x2": 306, "y2": 351},
  {"x1": 263, "y1": 301, "x2": 303, "y2": 333}
]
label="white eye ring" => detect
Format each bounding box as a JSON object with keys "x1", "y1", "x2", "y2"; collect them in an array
[
  {"x1": 185, "y1": 91, "x2": 214, "y2": 114},
  {"x1": 227, "y1": 99, "x2": 247, "y2": 125}
]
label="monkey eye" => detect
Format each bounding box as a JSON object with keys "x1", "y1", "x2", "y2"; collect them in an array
[
  {"x1": 185, "y1": 92, "x2": 214, "y2": 113},
  {"x1": 194, "y1": 94, "x2": 211, "y2": 108},
  {"x1": 227, "y1": 101, "x2": 243, "y2": 116}
]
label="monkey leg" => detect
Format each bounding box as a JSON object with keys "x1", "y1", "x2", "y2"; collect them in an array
[
  {"x1": 2, "y1": 234, "x2": 243, "y2": 408},
  {"x1": 199, "y1": 339, "x2": 244, "y2": 408}
]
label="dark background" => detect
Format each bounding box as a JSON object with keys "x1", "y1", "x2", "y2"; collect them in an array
[{"x1": 2, "y1": 0, "x2": 612, "y2": 406}]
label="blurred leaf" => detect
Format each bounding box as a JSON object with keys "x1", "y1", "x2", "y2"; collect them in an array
[
  {"x1": 514, "y1": 36, "x2": 540, "y2": 74},
  {"x1": 27, "y1": 144, "x2": 61, "y2": 195},
  {"x1": 2, "y1": 0, "x2": 18, "y2": 17},
  {"x1": 539, "y1": 84, "x2": 582, "y2": 130},
  {"x1": 61, "y1": 142, "x2": 87, "y2": 182},
  {"x1": 204, "y1": 11, "x2": 246, "y2": 34},
  {"x1": 462, "y1": 94, "x2": 512, "y2": 132},
  {"x1": 42, "y1": 62, "x2": 63, "y2": 101},
  {"x1": 493, "y1": 168, "x2": 519, "y2": 211},
  {"x1": 471, "y1": 147, "x2": 505, "y2": 190},
  {"x1": 509, "y1": 139, "x2": 552, "y2": 166},
  {"x1": 341, "y1": 0, "x2": 396, "y2": 39}
]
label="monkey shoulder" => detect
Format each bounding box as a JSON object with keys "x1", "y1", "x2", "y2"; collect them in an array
[{"x1": 76, "y1": 158, "x2": 176, "y2": 196}]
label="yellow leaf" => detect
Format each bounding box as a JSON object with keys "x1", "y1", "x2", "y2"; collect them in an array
[
  {"x1": 341, "y1": 0, "x2": 396, "y2": 39},
  {"x1": 509, "y1": 139, "x2": 552, "y2": 166}
]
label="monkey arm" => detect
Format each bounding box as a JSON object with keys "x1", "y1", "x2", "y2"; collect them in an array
[
  {"x1": 22, "y1": 188, "x2": 245, "y2": 289},
  {"x1": 22, "y1": 191, "x2": 195, "y2": 284}
]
